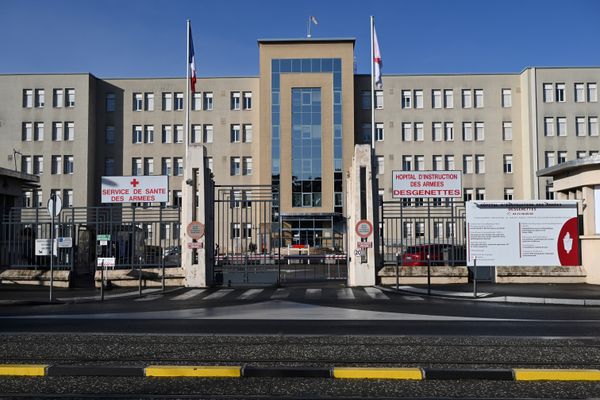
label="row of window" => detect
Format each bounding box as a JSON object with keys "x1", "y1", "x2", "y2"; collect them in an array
[
  {"x1": 363, "y1": 121, "x2": 513, "y2": 142},
  {"x1": 22, "y1": 88, "x2": 75, "y2": 108},
  {"x1": 21, "y1": 121, "x2": 75, "y2": 141},
  {"x1": 126, "y1": 124, "x2": 253, "y2": 144},
  {"x1": 543, "y1": 82, "x2": 597, "y2": 103},
  {"x1": 113, "y1": 91, "x2": 254, "y2": 113},
  {"x1": 21, "y1": 155, "x2": 74, "y2": 175},
  {"x1": 131, "y1": 157, "x2": 184, "y2": 176},
  {"x1": 543, "y1": 116, "x2": 598, "y2": 137},
  {"x1": 375, "y1": 154, "x2": 510, "y2": 175},
  {"x1": 23, "y1": 188, "x2": 74, "y2": 208},
  {"x1": 542, "y1": 150, "x2": 600, "y2": 168},
  {"x1": 361, "y1": 88, "x2": 489, "y2": 110}
]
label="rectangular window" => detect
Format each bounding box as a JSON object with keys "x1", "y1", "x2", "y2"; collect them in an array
[
  {"x1": 375, "y1": 123, "x2": 384, "y2": 141},
  {"x1": 33, "y1": 155, "x2": 43, "y2": 174},
  {"x1": 557, "y1": 117, "x2": 567, "y2": 136},
  {"x1": 35, "y1": 89, "x2": 45, "y2": 107},
  {"x1": 543, "y1": 83, "x2": 554, "y2": 102},
  {"x1": 558, "y1": 151, "x2": 567, "y2": 164},
  {"x1": 575, "y1": 83, "x2": 585, "y2": 102},
  {"x1": 362, "y1": 123, "x2": 371, "y2": 143},
  {"x1": 243, "y1": 92, "x2": 252, "y2": 110},
  {"x1": 475, "y1": 121, "x2": 485, "y2": 141},
  {"x1": 434, "y1": 222, "x2": 444, "y2": 239},
  {"x1": 504, "y1": 188, "x2": 514, "y2": 200},
  {"x1": 174, "y1": 92, "x2": 184, "y2": 110},
  {"x1": 444, "y1": 89, "x2": 453, "y2": 108},
  {"x1": 432, "y1": 89, "x2": 442, "y2": 108},
  {"x1": 433, "y1": 155, "x2": 443, "y2": 171},
  {"x1": 65, "y1": 122, "x2": 74, "y2": 141},
  {"x1": 144, "y1": 125, "x2": 154, "y2": 143},
  {"x1": 133, "y1": 92, "x2": 143, "y2": 111},
  {"x1": 474, "y1": 89, "x2": 484, "y2": 108},
  {"x1": 174, "y1": 125, "x2": 183, "y2": 143},
  {"x1": 145, "y1": 92, "x2": 154, "y2": 111},
  {"x1": 105, "y1": 93, "x2": 115, "y2": 112},
  {"x1": 503, "y1": 121, "x2": 513, "y2": 141},
  {"x1": 22, "y1": 122, "x2": 32, "y2": 141},
  {"x1": 192, "y1": 92, "x2": 202, "y2": 110},
  {"x1": 132, "y1": 125, "x2": 143, "y2": 143},
  {"x1": 503, "y1": 154, "x2": 513, "y2": 173},
  {"x1": 132, "y1": 158, "x2": 142, "y2": 176},
  {"x1": 544, "y1": 117, "x2": 555, "y2": 136},
  {"x1": 63, "y1": 189, "x2": 73, "y2": 207},
  {"x1": 402, "y1": 90, "x2": 411, "y2": 109},
  {"x1": 53, "y1": 89, "x2": 64, "y2": 108},
  {"x1": 376, "y1": 156, "x2": 384, "y2": 175},
  {"x1": 416, "y1": 222, "x2": 425, "y2": 238},
  {"x1": 64, "y1": 155, "x2": 74, "y2": 174},
  {"x1": 162, "y1": 125, "x2": 172, "y2": 143},
  {"x1": 161, "y1": 158, "x2": 172, "y2": 176},
  {"x1": 556, "y1": 83, "x2": 565, "y2": 102},
  {"x1": 231, "y1": 91, "x2": 241, "y2": 110},
  {"x1": 66, "y1": 88, "x2": 75, "y2": 107},
  {"x1": 23, "y1": 89, "x2": 33, "y2": 108},
  {"x1": 163, "y1": 92, "x2": 173, "y2": 111},
  {"x1": 415, "y1": 155, "x2": 425, "y2": 171},
  {"x1": 577, "y1": 151, "x2": 588, "y2": 159},
  {"x1": 403, "y1": 222, "x2": 413, "y2": 239},
  {"x1": 230, "y1": 157, "x2": 241, "y2": 175},
  {"x1": 502, "y1": 88, "x2": 512, "y2": 107},
  {"x1": 203, "y1": 92, "x2": 213, "y2": 110},
  {"x1": 174, "y1": 157, "x2": 184, "y2": 176},
  {"x1": 588, "y1": 83, "x2": 598, "y2": 102},
  {"x1": 144, "y1": 157, "x2": 154, "y2": 175},
  {"x1": 545, "y1": 151, "x2": 556, "y2": 168},
  {"x1": 576, "y1": 117, "x2": 586, "y2": 136},
  {"x1": 191, "y1": 124, "x2": 202, "y2": 144},
  {"x1": 21, "y1": 156, "x2": 32, "y2": 174},
  {"x1": 462, "y1": 89, "x2": 472, "y2": 108},
  {"x1": 360, "y1": 91, "x2": 370, "y2": 109},
  {"x1": 414, "y1": 122, "x2": 424, "y2": 141},
  {"x1": 402, "y1": 155, "x2": 413, "y2": 171},
  {"x1": 104, "y1": 158, "x2": 115, "y2": 175},
  {"x1": 432, "y1": 122, "x2": 442, "y2": 142},
  {"x1": 51, "y1": 155, "x2": 62, "y2": 175},
  {"x1": 242, "y1": 157, "x2": 253, "y2": 176},
  {"x1": 463, "y1": 188, "x2": 473, "y2": 202},
  {"x1": 445, "y1": 155, "x2": 455, "y2": 170},
  {"x1": 476, "y1": 188, "x2": 486, "y2": 200},
  {"x1": 590, "y1": 117, "x2": 599, "y2": 136},
  {"x1": 52, "y1": 122, "x2": 63, "y2": 141},
  {"x1": 375, "y1": 90, "x2": 384, "y2": 109},
  {"x1": 546, "y1": 184, "x2": 555, "y2": 200},
  {"x1": 414, "y1": 90, "x2": 423, "y2": 109},
  {"x1": 207, "y1": 156, "x2": 213, "y2": 171},
  {"x1": 34, "y1": 122, "x2": 44, "y2": 141},
  {"x1": 203, "y1": 124, "x2": 213, "y2": 143},
  {"x1": 463, "y1": 155, "x2": 473, "y2": 174},
  {"x1": 444, "y1": 122, "x2": 454, "y2": 141},
  {"x1": 462, "y1": 122, "x2": 473, "y2": 141},
  {"x1": 402, "y1": 122, "x2": 412, "y2": 142},
  {"x1": 231, "y1": 124, "x2": 241, "y2": 143}
]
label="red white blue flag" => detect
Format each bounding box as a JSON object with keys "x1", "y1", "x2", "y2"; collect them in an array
[{"x1": 188, "y1": 25, "x2": 197, "y2": 93}]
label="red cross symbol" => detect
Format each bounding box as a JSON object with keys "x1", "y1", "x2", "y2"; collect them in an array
[{"x1": 130, "y1": 178, "x2": 140, "y2": 187}]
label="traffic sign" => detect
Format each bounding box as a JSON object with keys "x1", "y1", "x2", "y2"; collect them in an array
[
  {"x1": 187, "y1": 242, "x2": 204, "y2": 249},
  {"x1": 97, "y1": 257, "x2": 116, "y2": 268},
  {"x1": 357, "y1": 241, "x2": 373, "y2": 248},
  {"x1": 355, "y1": 220, "x2": 373, "y2": 238},
  {"x1": 47, "y1": 194, "x2": 62, "y2": 217},
  {"x1": 187, "y1": 221, "x2": 205, "y2": 239},
  {"x1": 97, "y1": 234, "x2": 111, "y2": 241},
  {"x1": 58, "y1": 237, "x2": 72, "y2": 248}
]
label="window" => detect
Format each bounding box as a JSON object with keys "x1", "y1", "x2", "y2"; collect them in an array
[
  {"x1": 144, "y1": 125, "x2": 154, "y2": 143},
  {"x1": 162, "y1": 125, "x2": 172, "y2": 143},
  {"x1": 546, "y1": 184, "x2": 555, "y2": 200},
  {"x1": 192, "y1": 92, "x2": 202, "y2": 110},
  {"x1": 543, "y1": 83, "x2": 554, "y2": 102},
  {"x1": 207, "y1": 156, "x2": 213, "y2": 171},
  {"x1": 503, "y1": 121, "x2": 512, "y2": 141},
  {"x1": 173, "y1": 190, "x2": 182, "y2": 207},
  {"x1": 35, "y1": 89, "x2": 45, "y2": 107},
  {"x1": 375, "y1": 123, "x2": 384, "y2": 141},
  {"x1": 105, "y1": 93, "x2": 115, "y2": 112},
  {"x1": 462, "y1": 122, "x2": 473, "y2": 141},
  {"x1": 34, "y1": 122, "x2": 44, "y2": 141},
  {"x1": 414, "y1": 122, "x2": 424, "y2": 141},
  {"x1": 414, "y1": 90, "x2": 423, "y2": 109},
  {"x1": 203, "y1": 124, "x2": 213, "y2": 143},
  {"x1": 432, "y1": 155, "x2": 443, "y2": 171},
  {"x1": 416, "y1": 222, "x2": 425, "y2": 238},
  {"x1": 21, "y1": 156, "x2": 32, "y2": 174},
  {"x1": 174, "y1": 157, "x2": 183, "y2": 176},
  {"x1": 54, "y1": 89, "x2": 64, "y2": 108},
  {"x1": 474, "y1": 89, "x2": 484, "y2": 108},
  {"x1": 243, "y1": 92, "x2": 252, "y2": 110},
  {"x1": 575, "y1": 83, "x2": 585, "y2": 102},
  {"x1": 31, "y1": 189, "x2": 42, "y2": 207},
  {"x1": 174, "y1": 92, "x2": 184, "y2": 110},
  {"x1": 132, "y1": 158, "x2": 142, "y2": 176},
  {"x1": 230, "y1": 157, "x2": 241, "y2": 175},
  {"x1": 66, "y1": 88, "x2": 75, "y2": 107},
  {"x1": 133, "y1": 93, "x2": 143, "y2": 111},
  {"x1": 64, "y1": 155, "x2": 74, "y2": 174},
  {"x1": 591, "y1": 151, "x2": 599, "y2": 156},
  {"x1": 63, "y1": 189, "x2": 73, "y2": 207},
  {"x1": 161, "y1": 158, "x2": 172, "y2": 175},
  {"x1": 577, "y1": 151, "x2": 588, "y2": 159},
  {"x1": 375, "y1": 90, "x2": 383, "y2": 109},
  {"x1": 376, "y1": 156, "x2": 384, "y2": 175},
  {"x1": 432, "y1": 89, "x2": 442, "y2": 108},
  {"x1": 144, "y1": 158, "x2": 154, "y2": 175},
  {"x1": 104, "y1": 158, "x2": 115, "y2": 175},
  {"x1": 502, "y1": 88, "x2": 512, "y2": 107},
  {"x1": 403, "y1": 222, "x2": 413, "y2": 239},
  {"x1": 475, "y1": 122, "x2": 485, "y2": 141},
  {"x1": 191, "y1": 124, "x2": 201, "y2": 144},
  {"x1": 444, "y1": 122, "x2": 454, "y2": 141},
  {"x1": 231, "y1": 91, "x2": 241, "y2": 110},
  {"x1": 590, "y1": 117, "x2": 599, "y2": 136},
  {"x1": 556, "y1": 83, "x2": 565, "y2": 102},
  {"x1": 231, "y1": 223, "x2": 241, "y2": 239},
  {"x1": 463, "y1": 188, "x2": 474, "y2": 202},
  {"x1": 402, "y1": 90, "x2": 411, "y2": 108},
  {"x1": 463, "y1": 155, "x2": 473, "y2": 174},
  {"x1": 462, "y1": 89, "x2": 472, "y2": 108},
  {"x1": 504, "y1": 188, "x2": 514, "y2": 200},
  {"x1": 33, "y1": 155, "x2": 43, "y2": 174},
  {"x1": 558, "y1": 151, "x2": 567, "y2": 164},
  {"x1": 557, "y1": 117, "x2": 567, "y2": 136},
  {"x1": 22, "y1": 122, "x2": 32, "y2": 141},
  {"x1": 145, "y1": 93, "x2": 154, "y2": 111},
  {"x1": 51, "y1": 156, "x2": 62, "y2": 175},
  {"x1": 23, "y1": 89, "x2": 33, "y2": 108},
  {"x1": 174, "y1": 125, "x2": 183, "y2": 143},
  {"x1": 503, "y1": 154, "x2": 513, "y2": 173},
  {"x1": 545, "y1": 151, "x2": 556, "y2": 168},
  {"x1": 476, "y1": 188, "x2": 486, "y2": 200},
  {"x1": 434, "y1": 222, "x2": 444, "y2": 238},
  {"x1": 52, "y1": 122, "x2": 63, "y2": 141},
  {"x1": 132, "y1": 125, "x2": 143, "y2": 143},
  {"x1": 432, "y1": 122, "x2": 442, "y2": 141},
  {"x1": 204, "y1": 92, "x2": 213, "y2": 110},
  {"x1": 576, "y1": 117, "x2": 586, "y2": 136},
  {"x1": 544, "y1": 117, "x2": 555, "y2": 136},
  {"x1": 445, "y1": 155, "x2": 455, "y2": 170},
  {"x1": 588, "y1": 83, "x2": 598, "y2": 102},
  {"x1": 65, "y1": 122, "x2": 74, "y2": 141},
  {"x1": 360, "y1": 91, "x2": 370, "y2": 109},
  {"x1": 402, "y1": 155, "x2": 413, "y2": 171},
  {"x1": 231, "y1": 124, "x2": 241, "y2": 143},
  {"x1": 243, "y1": 157, "x2": 253, "y2": 175},
  {"x1": 361, "y1": 123, "x2": 371, "y2": 143},
  {"x1": 444, "y1": 89, "x2": 453, "y2": 108},
  {"x1": 162, "y1": 92, "x2": 173, "y2": 111},
  {"x1": 415, "y1": 155, "x2": 425, "y2": 171},
  {"x1": 402, "y1": 122, "x2": 412, "y2": 141}
]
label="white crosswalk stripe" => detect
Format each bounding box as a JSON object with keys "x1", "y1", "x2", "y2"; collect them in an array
[
  {"x1": 238, "y1": 288, "x2": 263, "y2": 300},
  {"x1": 170, "y1": 289, "x2": 205, "y2": 301},
  {"x1": 306, "y1": 288, "x2": 322, "y2": 298},
  {"x1": 270, "y1": 288, "x2": 290, "y2": 299},
  {"x1": 364, "y1": 287, "x2": 389, "y2": 300},
  {"x1": 134, "y1": 294, "x2": 163, "y2": 302},
  {"x1": 202, "y1": 289, "x2": 234, "y2": 300},
  {"x1": 337, "y1": 288, "x2": 355, "y2": 300}
]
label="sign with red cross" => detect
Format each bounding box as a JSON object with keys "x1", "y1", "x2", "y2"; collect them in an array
[{"x1": 101, "y1": 176, "x2": 169, "y2": 203}]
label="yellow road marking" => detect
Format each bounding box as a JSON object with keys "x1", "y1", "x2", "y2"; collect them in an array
[
  {"x1": 514, "y1": 369, "x2": 600, "y2": 381},
  {"x1": 0, "y1": 364, "x2": 47, "y2": 376},
  {"x1": 145, "y1": 365, "x2": 241, "y2": 377},
  {"x1": 333, "y1": 367, "x2": 423, "y2": 380}
]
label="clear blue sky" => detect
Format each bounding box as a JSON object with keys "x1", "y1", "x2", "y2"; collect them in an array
[{"x1": 2, "y1": 0, "x2": 599, "y2": 78}]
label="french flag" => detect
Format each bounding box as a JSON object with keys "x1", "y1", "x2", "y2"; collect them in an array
[{"x1": 188, "y1": 25, "x2": 197, "y2": 93}]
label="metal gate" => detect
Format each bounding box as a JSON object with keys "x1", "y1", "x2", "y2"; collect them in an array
[{"x1": 213, "y1": 185, "x2": 347, "y2": 286}]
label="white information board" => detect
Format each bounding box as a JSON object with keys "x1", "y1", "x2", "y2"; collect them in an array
[
  {"x1": 466, "y1": 201, "x2": 579, "y2": 267},
  {"x1": 101, "y1": 176, "x2": 168, "y2": 203},
  {"x1": 392, "y1": 170, "x2": 462, "y2": 198}
]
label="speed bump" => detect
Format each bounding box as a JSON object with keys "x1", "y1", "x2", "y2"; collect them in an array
[
  {"x1": 145, "y1": 365, "x2": 241, "y2": 378},
  {"x1": 514, "y1": 369, "x2": 600, "y2": 381},
  {"x1": 0, "y1": 364, "x2": 47, "y2": 376},
  {"x1": 333, "y1": 367, "x2": 423, "y2": 380}
]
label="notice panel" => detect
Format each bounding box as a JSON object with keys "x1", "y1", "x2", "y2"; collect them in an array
[
  {"x1": 101, "y1": 176, "x2": 168, "y2": 203},
  {"x1": 392, "y1": 170, "x2": 462, "y2": 198},
  {"x1": 466, "y1": 201, "x2": 579, "y2": 267}
]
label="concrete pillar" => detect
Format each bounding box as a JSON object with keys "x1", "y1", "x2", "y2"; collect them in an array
[{"x1": 346, "y1": 145, "x2": 376, "y2": 287}]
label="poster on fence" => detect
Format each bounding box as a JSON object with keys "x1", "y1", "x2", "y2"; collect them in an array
[{"x1": 466, "y1": 201, "x2": 579, "y2": 267}]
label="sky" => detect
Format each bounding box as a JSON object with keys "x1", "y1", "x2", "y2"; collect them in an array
[{"x1": 1, "y1": 0, "x2": 600, "y2": 78}]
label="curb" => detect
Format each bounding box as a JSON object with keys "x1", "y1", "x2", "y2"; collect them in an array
[{"x1": 3, "y1": 364, "x2": 600, "y2": 381}]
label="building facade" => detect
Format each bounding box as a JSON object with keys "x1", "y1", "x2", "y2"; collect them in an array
[{"x1": 0, "y1": 38, "x2": 599, "y2": 248}]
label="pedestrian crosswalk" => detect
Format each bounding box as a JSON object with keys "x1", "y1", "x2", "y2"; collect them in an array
[{"x1": 128, "y1": 287, "x2": 424, "y2": 303}]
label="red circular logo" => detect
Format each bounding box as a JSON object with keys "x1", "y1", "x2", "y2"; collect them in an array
[{"x1": 557, "y1": 217, "x2": 579, "y2": 266}]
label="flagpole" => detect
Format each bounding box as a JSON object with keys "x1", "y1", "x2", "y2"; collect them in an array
[
  {"x1": 370, "y1": 16, "x2": 375, "y2": 150},
  {"x1": 307, "y1": 16, "x2": 311, "y2": 38},
  {"x1": 185, "y1": 20, "x2": 190, "y2": 170}
]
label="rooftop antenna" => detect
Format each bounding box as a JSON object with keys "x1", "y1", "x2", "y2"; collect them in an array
[{"x1": 307, "y1": 16, "x2": 318, "y2": 38}]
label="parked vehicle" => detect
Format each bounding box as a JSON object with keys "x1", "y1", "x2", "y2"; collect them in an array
[{"x1": 402, "y1": 244, "x2": 465, "y2": 266}]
